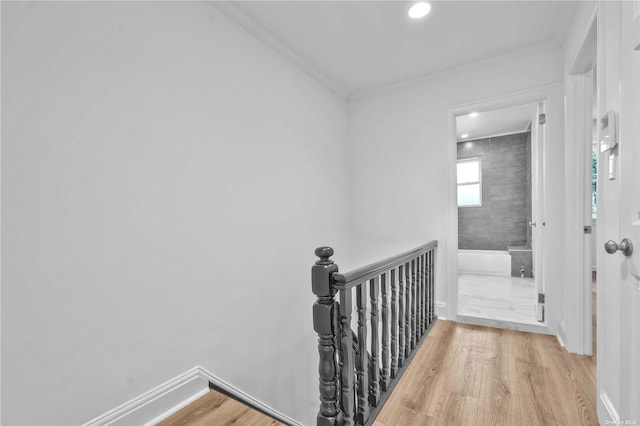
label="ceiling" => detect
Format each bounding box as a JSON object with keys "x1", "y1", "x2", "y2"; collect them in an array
[
  {"x1": 219, "y1": 1, "x2": 581, "y2": 96},
  {"x1": 456, "y1": 103, "x2": 537, "y2": 142}
]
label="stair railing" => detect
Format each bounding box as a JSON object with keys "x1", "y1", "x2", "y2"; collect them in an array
[{"x1": 312, "y1": 241, "x2": 438, "y2": 426}]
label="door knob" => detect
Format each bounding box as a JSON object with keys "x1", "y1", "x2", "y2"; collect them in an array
[{"x1": 604, "y1": 238, "x2": 633, "y2": 256}]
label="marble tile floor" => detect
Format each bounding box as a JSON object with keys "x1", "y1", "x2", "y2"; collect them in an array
[{"x1": 458, "y1": 273, "x2": 540, "y2": 326}]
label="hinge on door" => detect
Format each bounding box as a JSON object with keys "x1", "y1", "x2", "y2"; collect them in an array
[
  {"x1": 538, "y1": 113, "x2": 546, "y2": 125},
  {"x1": 538, "y1": 293, "x2": 545, "y2": 304},
  {"x1": 584, "y1": 225, "x2": 592, "y2": 234},
  {"x1": 538, "y1": 293, "x2": 545, "y2": 323}
]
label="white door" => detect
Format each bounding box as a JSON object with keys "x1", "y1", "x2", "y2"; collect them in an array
[{"x1": 597, "y1": 0, "x2": 640, "y2": 422}]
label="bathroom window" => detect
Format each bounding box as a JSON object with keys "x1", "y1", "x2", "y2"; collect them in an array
[{"x1": 457, "y1": 158, "x2": 482, "y2": 207}]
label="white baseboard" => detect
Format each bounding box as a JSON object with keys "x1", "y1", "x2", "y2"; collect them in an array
[
  {"x1": 82, "y1": 366, "x2": 302, "y2": 426},
  {"x1": 436, "y1": 300, "x2": 447, "y2": 320},
  {"x1": 199, "y1": 367, "x2": 302, "y2": 426},
  {"x1": 557, "y1": 322, "x2": 567, "y2": 348},
  {"x1": 556, "y1": 332, "x2": 566, "y2": 349},
  {"x1": 598, "y1": 392, "x2": 619, "y2": 424},
  {"x1": 81, "y1": 366, "x2": 208, "y2": 426},
  {"x1": 457, "y1": 314, "x2": 549, "y2": 335}
]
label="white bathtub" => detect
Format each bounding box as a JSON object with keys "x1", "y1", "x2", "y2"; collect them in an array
[{"x1": 458, "y1": 249, "x2": 511, "y2": 276}]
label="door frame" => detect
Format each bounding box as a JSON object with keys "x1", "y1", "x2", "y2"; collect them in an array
[
  {"x1": 532, "y1": 100, "x2": 546, "y2": 322},
  {"x1": 444, "y1": 83, "x2": 561, "y2": 334},
  {"x1": 565, "y1": 6, "x2": 598, "y2": 356}
]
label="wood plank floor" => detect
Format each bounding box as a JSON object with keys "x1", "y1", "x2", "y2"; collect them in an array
[
  {"x1": 158, "y1": 314, "x2": 598, "y2": 426},
  {"x1": 374, "y1": 320, "x2": 598, "y2": 426},
  {"x1": 156, "y1": 389, "x2": 282, "y2": 426}
]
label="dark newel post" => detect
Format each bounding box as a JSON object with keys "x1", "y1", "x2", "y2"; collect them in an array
[{"x1": 313, "y1": 247, "x2": 343, "y2": 426}]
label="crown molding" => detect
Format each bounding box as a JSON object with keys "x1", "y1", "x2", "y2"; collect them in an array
[
  {"x1": 351, "y1": 40, "x2": 562, "y2": 102},
  {"x1": 209, "y1": 1, "x2": 348, "y2": 102},
  {"x1": 206, "y1": 3, "x2": 562, "y2": 105}
]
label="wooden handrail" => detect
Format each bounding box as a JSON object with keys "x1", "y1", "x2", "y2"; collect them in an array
[{"x1": 333, "y1": 241, "x2": 437, "y2": 289}]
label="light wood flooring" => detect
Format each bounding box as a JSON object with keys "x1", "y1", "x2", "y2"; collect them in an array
[
  {"x1": 157, "y1": 313, "x2": 598, "y2": 426},
  {"x1": 156, "y1": 389, "x2": 282, "y2": 426},
  {"x1": 374, "y1": 320, "x2": 597, "y2": 425}
]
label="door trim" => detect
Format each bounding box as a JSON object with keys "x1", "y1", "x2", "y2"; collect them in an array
[
  {"x1": 566, "y1": 11, "x2": 598, "y2": 356},
  {"x1": 444, "y1": 83, "x2": 561, "y2": 330}
]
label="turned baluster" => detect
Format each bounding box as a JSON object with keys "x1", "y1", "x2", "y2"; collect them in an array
[
  {"x1": 339, "y1": 288, "x2": 355, "y2": 426},
  {"x1": 420, "y1": 254, "x2": 427, "y2": 334},
  {"x1": 411, "y1": 258, "x2": 417, "y2": 347},
  {"x1": 369, "y1": 277, "x2": 380, "y2": 407},
  {"x1": 420, "y1": 254, "x2": 426, "y2": 333},
  {"x1": 397, "y1": 265, "x2": 405, "y2": 367},
  {"x1": 390, "y1": 268, "x2": 398, "y2": 377},
  {"x1": 416, "y1": 259, "x2": 420, "y2": 340},
  {"x1": 312, "y1": 247, "x2": 342, "y2": 426},
  {"x1": 381, "y1": 272, "x2": 389, "y2": 391},
  {"x1": 416, "y1": 256, "x2": 421, "y2": 338},
  {"x1": 427, "y1": 251, "x2": 431, "y2": 325},
  {"x1": 404, "y1": 261, "x2": 411, "y2": 358},
  {"x1": 425, "y1": 251, "x2": 430, "y2": 325},
  {"x1": 429, "y1": 250, "x2": 434, "y2": 323},
  {"x1": 356, "y1": 282, "x2": 369, "y2": 424}
]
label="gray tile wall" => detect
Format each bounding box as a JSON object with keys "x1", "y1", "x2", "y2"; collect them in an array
[{"x1": 458, "y1": 132, "x2": 532, "y2": 250}]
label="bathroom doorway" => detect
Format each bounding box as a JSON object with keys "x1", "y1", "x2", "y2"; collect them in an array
[{"x1": 454, "y1": 101, "x2": 546, "y2": 328}]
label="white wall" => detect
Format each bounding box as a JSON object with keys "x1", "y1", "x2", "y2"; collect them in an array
[
  {"x1": 348, "y1": 45, "x2": 565, "y2": 324},
  {"x1": 1, "y1": 2, "x2": 350, "y2": 425}
]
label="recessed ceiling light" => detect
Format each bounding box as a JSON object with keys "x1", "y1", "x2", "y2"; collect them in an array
[
  {"x1": 408, "y1": 2, "x2": 431, "y2": 19},
  {"x1": 461, "y1": 134, "x2": 469, "y2": 139},
  {"x1": 469, "y1": 112, "x2": 479, "y2": 118}
]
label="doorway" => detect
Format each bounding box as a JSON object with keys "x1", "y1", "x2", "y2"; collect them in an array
[
  {"x1": 454, "y1": 103, "x2": 543, "y2": 327},
  {"x1": 445, "y1": 85, "x2": 561, "y2": 334}
]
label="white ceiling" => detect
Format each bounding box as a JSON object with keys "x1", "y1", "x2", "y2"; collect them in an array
[
  {"x1": 220, "y1": 1, "x2": 581, "y2": 96},
  {"x1": 456, "y1": 103, "x2": 537, "y2": 141}
]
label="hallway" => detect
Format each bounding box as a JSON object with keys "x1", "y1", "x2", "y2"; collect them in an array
[{"x1": 374, "y1": 321, "x2": 597, "y2": 425}]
